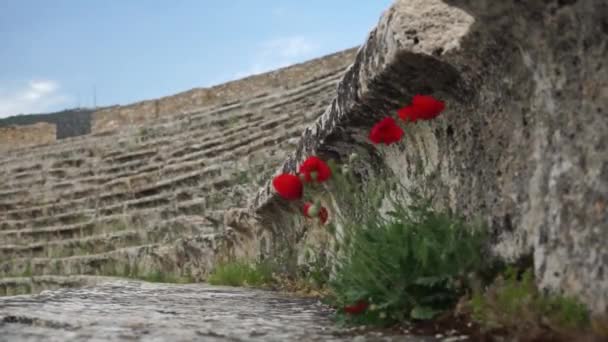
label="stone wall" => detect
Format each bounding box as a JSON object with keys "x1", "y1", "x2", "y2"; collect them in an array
[
  {"x1": 91, "y1": 49, "x2": 358, "y2": 132},
  {"x1": 0, "y1": 123, "x2": 56, "y2": 151},
  {"x1": 251, "y1": 0, "x2": 607, "y2": 314}
]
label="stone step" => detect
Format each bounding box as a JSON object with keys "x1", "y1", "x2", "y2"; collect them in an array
[
  {"x1": 166, "y1": 122, "x2": 296, "y2": 165},
  {"x1": 0, "y1": 67, "x2": 341, "y2": 169},
  {"x1": 0, "y1": 216, "x2": 215, "y2": 261},
  {"x1": 238, "y1": 68, "x2": 343, "y2": 109},
  {"x1": 180, "y1": 72, "x2": 341, "y2": 127},
  {"x1": 101, "y1": 149, "x2": 159, "y2": 167},
  {"x1": 0, "y1": 80, "x2": 325, "y2": 187},
  {"x1": 2, "y1": 204, "x2": 95, "y2": 224},
  {"x1": 0, "y1": 175, "x2": 234, "y2": 236},
  {"x1": 0, "y1": 275, "x2": 102, "y2": 297},
  {"x1": 0, "y1": 244, "x2": 161, "y2": 278},
  {"x1": 0, "y1": 70, "x2": 343, "y2": 167},
  {"x1": 0, "y1": 172, "x2": 261, "y2": 237},
  {"x1": 263, "y1": 82, "x2": 337, "y2": 112},
  {"x1": 0, "y1": 232, "x2": 225, "y2": 280},
  {"x1": 0, "y1": 214, "x2": 126, "y2": 246},
  {"x1": 0, "y1": 189, "x2": 29, "y2": 202},
  {"x1": 0, "y1": 102, "x2": 234, "y2": 170},
  {"x1": 0, "y1": 133, "x2": 116, "y2": 165},
  {"x1": 2, "y1": 197, "x2": 94, "y2": 222},
  {"x1": 0, "y1": 57, "x2": 347, "y2": 163},
  {"x1": 0, "y1": 106, "x2": 302, "y2": 199},
  {"x1": 0, "y1": 160, "x2": 228, "y2": 219},
  {"x1": 0, "y1": 65, "x2": 342, "y2": 231},
  {"x1": 0, "y1": 220, "x2": 27, "y2": 232}
]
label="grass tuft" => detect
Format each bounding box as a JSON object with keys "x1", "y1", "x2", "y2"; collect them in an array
[
  {"x1": 469, "y1": 267, "x2": 590, "y2": 336},
  {"x1": 137, "y1": 270, "x2": 193, "y2": 284},
  {"x1": 207, "y1": 261, "x2": 274, "y2": 287}
]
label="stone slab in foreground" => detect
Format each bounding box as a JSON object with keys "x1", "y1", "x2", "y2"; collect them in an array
[{"x1": 0, "y1": 280, "x2": 432, "y2": 342}]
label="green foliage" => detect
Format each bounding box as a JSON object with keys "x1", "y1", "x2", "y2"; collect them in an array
[
  {"x1": 208, "y1": 261, "x2": 274, "y2": 287},
  {"x1": 327, "y1": 163, "x2": 489, "y2": 326},
  {"x1": 542, "y1": 295, "x2": 590, "y2": 330},
  {"x1": 137, "y1": 270, "x2": 192, "y2": 284},
  {"x1": 470, "y1": 268, "x2": 590, "y2": 333}
]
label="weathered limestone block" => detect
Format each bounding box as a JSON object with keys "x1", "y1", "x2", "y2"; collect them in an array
[
  {"x1": 253, "y1": 0, "x2": 608, "y2": 313},
  {"x1": 0, "y1": 123, "x2": 56, "y2": 152}
]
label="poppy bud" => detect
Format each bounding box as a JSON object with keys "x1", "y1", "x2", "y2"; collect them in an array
[
  {"x1": 307, "y1": 201, "x2": 321, "y2": 217},
  {"x1": 349, "y1": 152, "x2": 359, "y2": 164}
]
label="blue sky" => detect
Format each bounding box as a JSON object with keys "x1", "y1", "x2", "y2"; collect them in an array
[{"x1": 0, "y1": 0, "x2": 392, "y2": 118}]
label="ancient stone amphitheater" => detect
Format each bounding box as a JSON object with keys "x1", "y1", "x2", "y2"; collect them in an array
[
  {"x1": 0, "y1": 48, "x2": 356, "y2": 296},
  {"x1": 1, "y1": 0, "x2": 607, "y2": 331}
]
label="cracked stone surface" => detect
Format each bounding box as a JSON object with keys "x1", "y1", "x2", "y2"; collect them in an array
[{"x1": 0, "y1": 280, "x2": 433, "y2": 342}]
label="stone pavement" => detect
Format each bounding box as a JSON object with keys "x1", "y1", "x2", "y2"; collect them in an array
[{"x1": 0, "y1": 279, "x2": 435, "y2": 342}]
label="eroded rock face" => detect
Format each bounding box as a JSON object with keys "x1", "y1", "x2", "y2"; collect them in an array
[
  {"x1": 0, "y1": 280, "x2": 430, "y2": 341},
  {"x1": 253, "y1": 0, "x2": 607, "y2": 313}
]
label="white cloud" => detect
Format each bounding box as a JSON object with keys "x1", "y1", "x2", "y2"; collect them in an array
[
  {"x1": 0, "y1": 80, "x2": 71, "y2": 118},
  {"x1": 232, "y1": 36, "x2": 320, "y2": 80}
]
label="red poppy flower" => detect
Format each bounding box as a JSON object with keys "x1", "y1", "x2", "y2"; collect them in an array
[
  {"x1": 412, "y1": 94, "x2": 445, "y2": 120},
  {"x1": 303, "y1": 202, "x2": 329, "y2": 225},
  {"x1": 299, "y1": 156, "x2": 332, "y2": 183},
  {"x1": 344, "y1": 300, "x2": 369, "y2": 315},
  {"x1": 369, "y1": 117, "x2": 404, "y2": 145},
  {"x1": 272, "y1": 174, "x2": 303, "y2": 200},
  {"x1": 398, "y1": 95, "x2": 445, "y2": 122},
  {"x1": 397, "y1": 104, "x2": 422, "y2": 122}
]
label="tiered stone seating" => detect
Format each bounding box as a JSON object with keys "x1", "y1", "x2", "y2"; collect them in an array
[{"x1": 0, "y1": 49, "x2": 356, "y2": 295}]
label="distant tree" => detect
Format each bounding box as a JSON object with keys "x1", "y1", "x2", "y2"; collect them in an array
[{"x1": 0, "y1": 108, "x2": 97, "y2": 139}]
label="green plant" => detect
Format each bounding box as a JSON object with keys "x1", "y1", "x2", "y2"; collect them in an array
[
  {"x1": 138, "y1": 270, "x2": 192, "y2": 283},
  {"x1": 329, "y1": 181, "x2": 489, "y2": 326},
  {"x1": 208, "y1": 260, "x2": 274, "y2": 287},
  {"x1": 470, "y1": 268, "x2": 590, "y2": 334}
]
